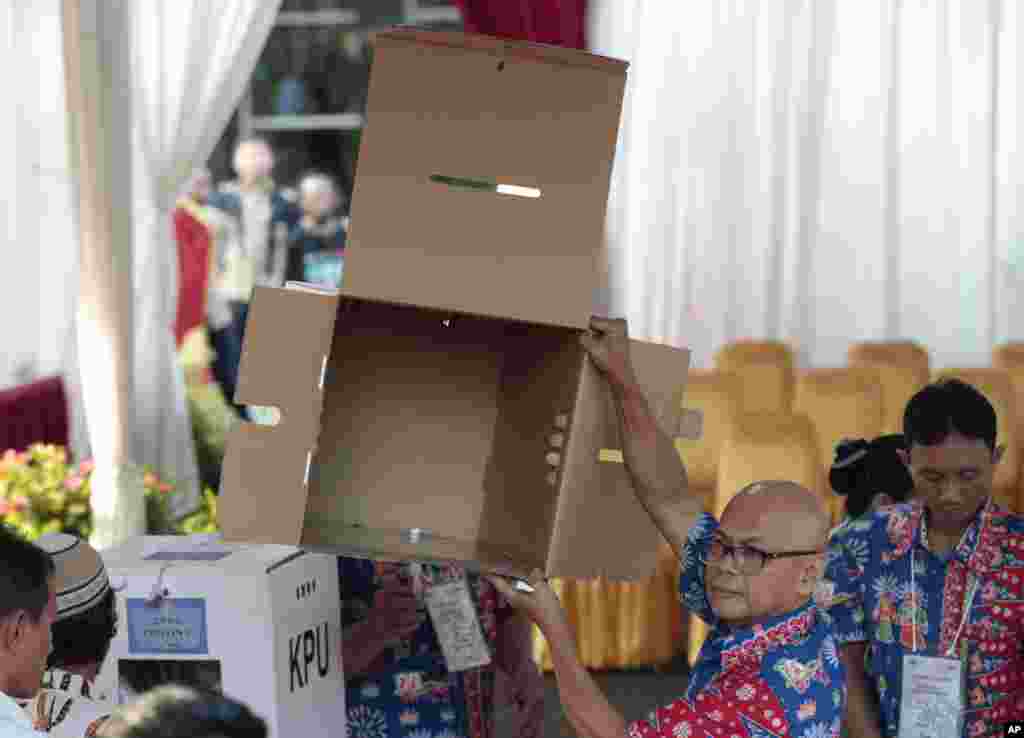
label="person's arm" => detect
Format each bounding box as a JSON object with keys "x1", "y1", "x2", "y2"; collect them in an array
[
  {"x1": 580, "y1": 318, "x2": 702, "y2": 560},
  {"x1": 339, "y1": 561, "x2": 424, "y2": 678},
  {"x1": 841, "y1": 642, "x2": 884, "y2": 738},
  {"x1": 492, "y1": 575, "x2": 626, "y2": 738},
  {"x1": 822, "y1": 525, "x2": 879, "y2": 738},
  {"x1": 341, "y1": 620, "x2": 397, "y2": 676},
  {"x1": 492, "y1": 609, "x2": 545, "y2": 738}
]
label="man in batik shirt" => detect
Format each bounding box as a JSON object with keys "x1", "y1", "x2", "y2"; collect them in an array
[
  {"x1": 826, "y1": 379, "x2": 1024, "y2": 738},
  {"x1": 491, "y1": 318, "x2": 846, "y2": 738}
]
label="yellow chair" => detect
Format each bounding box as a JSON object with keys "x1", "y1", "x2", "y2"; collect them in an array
[
  {"x1": 794, "y1": 367, "x2": 885, "y2": 522},
  {"x1": 933, "y1": 369, "x2": 1020, "y2": 512},
  {"x1": 847, "y1": 341, "x2": 930, "y2": 435},
  {"x1": 992, "y1": 345, "x2": 1024, "y2": 511},
  {"x1": 675, "y1": 369, "x2": 745, "y2": 511},
  {"x1": 714, "y1": 340, "x2": 796, "y2": 414},
  {"x1": 689, "y1": 412, "x2": 825, "y2": 665}
]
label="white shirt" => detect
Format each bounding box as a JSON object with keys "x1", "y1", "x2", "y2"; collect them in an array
[
  {"x1": 240, "y1": 189, "x2": 276, "y2": 288},
  {"x1": 0, "y1": 692, "x2": 46, "y2": 738}
]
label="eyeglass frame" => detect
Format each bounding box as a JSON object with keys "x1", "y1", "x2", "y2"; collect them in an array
[{"x1": 699, "y1": 536, "x2": 824, "y2": 575}]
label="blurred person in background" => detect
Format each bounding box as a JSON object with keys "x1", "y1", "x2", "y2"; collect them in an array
[
  {"x1": 97, "y1": 685, "x2": 265, "y2": 738},
  {"x1": 828, "y1": 435, "x2": 915, "y2": 526},
  {"x1": 207, "y1": 138, "x2": 300, "y2": 417},
  {"x1": 173, "y1": 169, "x2": 245, "y2": 417},
  {"x1": 284, "y1": 172, "x2": 347, "y2": 288}
]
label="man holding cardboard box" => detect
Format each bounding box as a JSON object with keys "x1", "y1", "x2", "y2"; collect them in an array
[{"x1": 490, "y1": 318, "x2": 845, "y2": 738}]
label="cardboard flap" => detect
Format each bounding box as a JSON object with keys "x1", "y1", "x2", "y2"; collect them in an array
[
  {"x1": 220, "y1": 287, "x2": 340, "y2": 545},
  {"x1": 342, "y1": 31, "x2": 627, "y2": 330},
  {"x1": 548, "y1": 340, "x2": 692, "y2": 579}
]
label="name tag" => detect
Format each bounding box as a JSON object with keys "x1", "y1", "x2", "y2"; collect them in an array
[
  {"x1": 423, "y1": 577, "x2": 492, "y2": 672},
  {"x1": 899, "y1": 654, "x2": 964, "y2": 738}
]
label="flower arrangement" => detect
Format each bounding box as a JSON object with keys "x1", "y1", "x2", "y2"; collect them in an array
[{"x1": 0, "y1": 445, "x2": 219, "y2": 542}]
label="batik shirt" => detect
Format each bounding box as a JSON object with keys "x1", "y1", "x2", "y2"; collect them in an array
[
  {"x1": 339, "y1": 558, "x2": 512, "y2": 738},
  {"x1": 825, "y1": 501, "x2": 1024, "y2": 738},
  {"x1": 629, "y1": 514, "x2": 846, "y2": 738}
]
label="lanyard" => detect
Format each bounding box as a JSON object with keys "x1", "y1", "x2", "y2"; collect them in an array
[{"x1": 910, "y1": 499, "x2": 988, "y2": 657}]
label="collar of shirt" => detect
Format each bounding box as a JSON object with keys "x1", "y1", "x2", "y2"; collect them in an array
[
  {"x1": 0, "y1": 691, "x2": 38, "y2": 735},
  {"x1": 913, "y1": 500, "x2": 1007, "y2": 572},
  {"x1": 705, "y1": 599, "x2": 819, "y2": 675}
]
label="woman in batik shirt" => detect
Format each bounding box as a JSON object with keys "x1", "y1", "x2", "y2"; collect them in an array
[{"x1": 339, "y1": 558, "x2": 544, "y2": 738}]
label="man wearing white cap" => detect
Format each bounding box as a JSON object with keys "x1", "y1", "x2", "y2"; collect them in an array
[{"x1": 18, "y1": 534, "x2": 116, "y2": 737}]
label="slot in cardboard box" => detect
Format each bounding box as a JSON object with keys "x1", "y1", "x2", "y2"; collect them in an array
[{"x1": 220, "y1": 30, "x2": 701, "y2": 580}]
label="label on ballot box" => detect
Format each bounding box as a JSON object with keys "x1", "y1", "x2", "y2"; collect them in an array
[
  {"x1": 898, "y1": 654, "x2": 964, "y2": 738},
  {"x1": 423, "y1": 576, "x2": 491, "y2": 672},
  {"x1": 126, "y1": 598, "x2": 209, "y2": 655}
]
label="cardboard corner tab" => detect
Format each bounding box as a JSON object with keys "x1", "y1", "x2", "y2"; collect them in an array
[{"x1": 219, "y1": 287, "x2": 340, "y2": 545}]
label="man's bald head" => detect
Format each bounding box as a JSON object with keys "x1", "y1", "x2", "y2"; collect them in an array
[
  {"x1": 705, "y1": 480, "x2": 831, "y2": 627},
  {"x1": 722, "y1": 480, "x2": 831, "y2": 549}
]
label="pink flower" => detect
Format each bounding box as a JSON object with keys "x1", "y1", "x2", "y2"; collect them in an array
[
  {"x1": 11, "y1": 496, "x2": 28, "y2": 513},
  {"x1": 158, "y1": 483, "x2": 173, "y2": 494},
  {"x1": 0, "y1": 500, "x2": 10, "y2": 516},
  {"x1": 64, "y1": 475, "x2": 84, "y2": 491},
  {"x1": 143, "y1": 472, "x2": 158, "y2": 488},
  {"x1": 79, "y1": 459, "x2": 95, "y2": 474}
]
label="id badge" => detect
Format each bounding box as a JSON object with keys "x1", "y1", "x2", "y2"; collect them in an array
[
  {"x1": 423, "y1": 576, "x2": 492, "y2": 672},
  {"x1": 898, "y1": 654, "x2": 965, "y2": 738}
]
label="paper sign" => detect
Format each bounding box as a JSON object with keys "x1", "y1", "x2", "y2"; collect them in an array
[
  {"x1": 423, "y1": 578, "x2": 491, "y2": 672},
  {"x1": 898, "y1": 654, "x2": 964, "y2": 738},
  {"x1": 303, "y1": 251, "x2": 344, "y2": 287},
  {"x1": 126, "y1": 598, "x2": 208, "y2": 655}
]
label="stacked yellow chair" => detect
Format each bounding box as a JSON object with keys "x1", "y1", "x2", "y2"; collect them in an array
[
  {"x1": 714, "y1": 341, "x2": 796, "y2": 413},
  {"x1": 689, "y1": 412, "x2": 825, "y2": 665},
  {"x1": 793, "y1": 367, "x2": 886, "y2": 523},
  {"x1": 675, "y1": 369, "x2": 746, "y2": 511},
  {"x1": 847, "y1": 341, "x2": 930, "y2": 435},
  {"x1": 993, "y1": 343, "x2": 1024, "y2": 434},
  {"x1": 933, "y1": 369, "x2": 1020, "y2": 512}
]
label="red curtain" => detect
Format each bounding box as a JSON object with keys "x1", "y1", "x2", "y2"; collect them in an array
[
  {"x1": 453, "y1": 0, "x2": 588, "y2": 50},
  {"x1": 0, "y1": 376, "x2": 69, "y2": 452}
]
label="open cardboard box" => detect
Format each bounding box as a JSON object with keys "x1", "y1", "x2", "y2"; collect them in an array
[{"x1": 219, "y1": 30, "x2": 701, "y2": 580}]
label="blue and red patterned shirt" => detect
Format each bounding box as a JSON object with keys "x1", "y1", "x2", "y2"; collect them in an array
[
  {"x1": 628, "y1": 513, "x2": 846, "y2": 738},
  {"x1": 339, "y1": 558, "x2": 512, "y2": 738},
  {"x1": 824, "y1": 501, "x2": 1024, "y2": 738}
]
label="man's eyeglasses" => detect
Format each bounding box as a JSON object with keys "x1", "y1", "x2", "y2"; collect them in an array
[{"x1": 699, "y1": 537, "x2": 824, "y2": 575}]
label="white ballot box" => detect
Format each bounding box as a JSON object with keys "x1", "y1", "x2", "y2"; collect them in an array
[{"x1": 95, "y1": 535, "x2": 345, "y2": 738}]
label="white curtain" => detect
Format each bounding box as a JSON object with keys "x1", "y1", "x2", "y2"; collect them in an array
[
  {"x1": 129, "y1": 0, "x2": 283, "y2": 518},
  {"x1": 592, "y1": 0, "x2": 1024, "y2": 371},
  {"x1": 63, "y1": 0, "x2": 140, "y2": 548},
  {"x1": 0, "y1": 2, "x2": 79, "y2": 402}
]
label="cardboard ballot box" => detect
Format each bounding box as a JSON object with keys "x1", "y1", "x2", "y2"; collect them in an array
[
  {"x1": 95, "y1": 536, "x2": 345, "y2": 738},
  {"x1": 220, "y1": 30, "x2": 701, "y2": 581}
]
